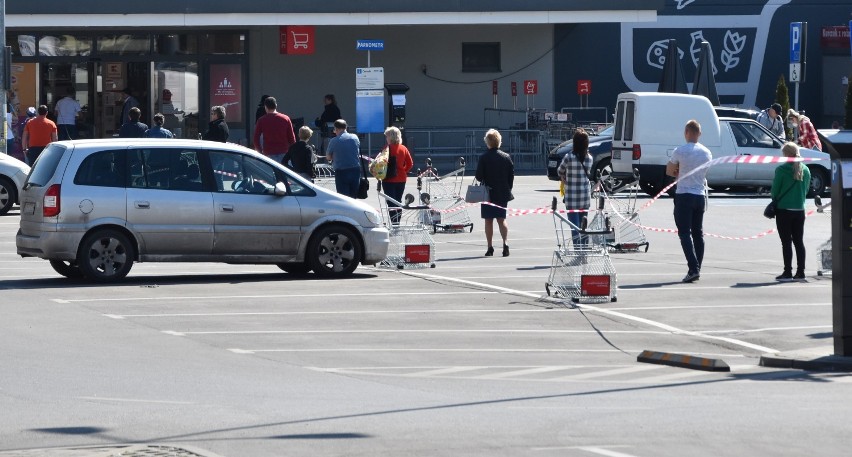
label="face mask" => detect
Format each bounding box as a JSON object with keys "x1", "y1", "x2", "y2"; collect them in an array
[{"x1": 787, "y1": 120, "x2": 797, "y2": 129}]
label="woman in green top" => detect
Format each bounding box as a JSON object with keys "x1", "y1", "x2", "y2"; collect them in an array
[{"x1": 772, "y1": 142, "x2": 811, "y2": 282}]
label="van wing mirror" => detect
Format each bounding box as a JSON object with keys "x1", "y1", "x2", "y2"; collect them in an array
[{"x1": 274, "y1": 182, "x2": 288, "y2": 197}]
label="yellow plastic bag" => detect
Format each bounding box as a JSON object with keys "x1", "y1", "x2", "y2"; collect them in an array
[
  {"x1": 559, "y1": 179, "x2": 565, "y2": 197},
  {"x1": 369, "y1": 147, "x2": 389, "y2": 180}
]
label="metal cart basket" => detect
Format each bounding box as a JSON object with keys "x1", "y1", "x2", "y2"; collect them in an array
[
  {"x1": 376, "y1": 182, "x2": 437, "y2": 269},
  {"x1": 545, "y1": 197, "x2": 618, "y2": 303},
  {"x1": 418, "y1": 157, "x2": 475, "y2": 233}
]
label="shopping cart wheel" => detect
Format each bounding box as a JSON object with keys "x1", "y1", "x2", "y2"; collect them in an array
[
  {"x1": 545, "y1": 284, "x2": 551, "y2": 297},
  {"x1": 611, "y1": 297, "x2": 618, "y2": 303},
  {"x1": 430, "y1": 263, "x2": 436, "y2": 268},
  {"x1": 818, "y1": 271, "x2": 824, "y2": 276},
  {"x1": 468, "y1": 224, "x2": 474, "y2": 233}
]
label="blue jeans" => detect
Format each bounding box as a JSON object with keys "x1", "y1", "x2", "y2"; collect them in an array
[
  {"x1": 335, "y1": 166, "x2": 361, "y2": 199},
  {"x1": 673, "y1": 193, "x2": 706, "y2": 274},
  {"x1": 566, "y1": 211, "x2": 587, "y2": 247}
]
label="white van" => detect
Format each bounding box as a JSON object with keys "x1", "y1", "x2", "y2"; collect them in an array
[
  {"x1": 610, "y1": 92, "x2": 830, "y2": 196},
  {"x1": 610, "y1": 92, "x2": 721, "y2": 196}
]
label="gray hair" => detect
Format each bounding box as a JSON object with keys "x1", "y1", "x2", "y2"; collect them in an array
[
  {"x1": 211, "y1": 105, "x2": 226, "y2": 119},
  {"x1": 384, "y1": 126, "x2": 402, "y2": 144},
  {"x1": 298, "y1": 125, "x2": 313, "y2": 141},
  {"x1": 484, "y1": 128, "x2": 502, "y2": 149}
]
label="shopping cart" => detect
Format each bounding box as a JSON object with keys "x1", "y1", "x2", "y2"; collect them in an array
[
  {"x1": 312, "y1": 163, "x2": 336, "y2": 192},
  {"x1": 376, "y1": 181, "x2": 437, "y2": 269},
  {"x1": 602, "y1": 180, "x2": 649, "y2": 253},
  {"x1": 545, "y1": 197, "x2": 618, "y2": 303},
  {"x1": 418, "y1": 158, "x2": 475, "y2": 233},
  {"x1": 815, "y1": 197, "x2": 831, "y2": 276}
]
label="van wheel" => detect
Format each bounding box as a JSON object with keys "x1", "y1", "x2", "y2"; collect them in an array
[
  {"x1": 50, "y1": 260, "x2": 84, "y2": 279},
  {"x1": 277, "y1": 263, "x2": 311, "y2": 276},
  {"x1": 807, "y1": 167, "x2": 827, "y2": 198},
  {"x1": 0, "y1": 176, "x2": 16, "y2": 216},
  {"x1": 307, "y1": 225, "x2": 362, "y2": 278},
  {"x1": 77, "y1": 229, "x2": 134, "y2": 282}
]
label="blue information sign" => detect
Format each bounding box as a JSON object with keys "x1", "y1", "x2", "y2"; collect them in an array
[
  {"x1": 790, "y1": 22, "x2": 802, "y2": 63},
  {"x1": 356, "y1": 40, "x2": 385, "y2": 51},
  {"x1": 356, "y1": 90, "x2": 385, "y2": 134}
]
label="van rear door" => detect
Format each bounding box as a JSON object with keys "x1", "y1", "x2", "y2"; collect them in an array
[{"x1": 611, "y1": 98, "x2": 636, "y2": 177}]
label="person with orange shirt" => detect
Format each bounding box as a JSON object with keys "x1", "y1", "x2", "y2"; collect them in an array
[
  {"x1": 22, "y1": 105, "x2": 58, "y2": 165},
  {"x1": 380, "y1": 126, "x2": 414, "y2": 224}
]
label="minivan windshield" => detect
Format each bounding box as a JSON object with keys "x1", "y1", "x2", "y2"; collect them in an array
[{"x1": 25, "y1": 144, "x2": 67, "y2": 188}]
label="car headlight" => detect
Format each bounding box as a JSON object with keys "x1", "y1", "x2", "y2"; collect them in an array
[{"x1": 364, "y1": 210, "x2": 382, "y2": 226}]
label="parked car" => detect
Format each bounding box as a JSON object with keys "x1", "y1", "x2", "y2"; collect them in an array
[
  {"x1": 546, "y1": 125, "x2": 614, "y2": 182},
  {"x1": 16, "y1": 139, "x2": 389, "y2": 282},
  {"x1": 610, "y1": 92, "x2": 830, "y2": 197},
  {"x1": 714, "y1": 106, "x2": 760, "y2": 120},
  {"x1": 0, "y1": 153, "x2": 31, "y2": 215}
]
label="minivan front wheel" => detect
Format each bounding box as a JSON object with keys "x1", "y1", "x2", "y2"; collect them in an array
[
  {"x1": 807, "y1": 166, "x2": 827, "y2": 198},
  {"x1": 50, "y1": 260, "x2": 84, "y2": 279},
  {"x1": 0, "y1": 176, "x2": 17, "y2": 215},
  {"x1": 77, "y1": 229, "x2": 135, "y2": 282},
  {"x1": 307, "y1": 225, "x2": 362, "y2": 278}
]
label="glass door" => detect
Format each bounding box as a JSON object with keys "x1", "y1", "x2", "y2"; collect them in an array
[
  {"x1": 91, "y1": 61, "x2": 150, "y2": 138},
  {"x1": 153, "y1": 61, "x2": 199, "y2": 139},
  {"x1": 40, "y1": 62, "x2": 92, "y2": 139}
]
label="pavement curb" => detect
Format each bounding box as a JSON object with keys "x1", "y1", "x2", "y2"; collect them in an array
[
  {"x1": 759, "y1": 346, "x2": 852, "y2": 372},
  {"x1": 637, "y1": 350, "x2": 731, "y2": 372}
]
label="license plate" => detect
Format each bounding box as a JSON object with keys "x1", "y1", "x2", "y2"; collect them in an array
[
  {"x1": 612, "y1": 150, "x2": 621, "y2": 160},
  {"x1": 23, "y1": 202, "x2": 35, "y2": 215},
  {"x1": 548, "y1": 160, "x2": 558, "y2": 168}
]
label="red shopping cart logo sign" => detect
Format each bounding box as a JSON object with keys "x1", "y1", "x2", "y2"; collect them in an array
[
  {"x1": 577, "y1": 80, "x2": 591, "y2": 95},
  {"x1": 280, "y1": 26, "x2": 315, "y2": 55},
  {"x1": 580, "y1": 275, "x2": 611, "y2": 296},
  {"x1": 524, "y1": 80, "x2": 538, "y2": 95},
  {"x1": 404, "y1": 245, "x2": 431, "y2": 264}
]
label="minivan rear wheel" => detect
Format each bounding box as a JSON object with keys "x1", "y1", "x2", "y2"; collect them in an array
[
  {"x1": 50, "y1": 260, "x2": 84, "y2": 279},
  {"x1": 306, "y1": 225, "x2": 362, "y2": 278},
  {"x1": 77, "y1": 229, "x2": 135, "y2": 282},
  {"x1": 0, "y1": 176, "x2": 16, "y2": 216}
]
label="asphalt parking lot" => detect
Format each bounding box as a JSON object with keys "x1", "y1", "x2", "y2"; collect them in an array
[{"x1": 0, "y1": 176, "x2": 848, "y2": 457}]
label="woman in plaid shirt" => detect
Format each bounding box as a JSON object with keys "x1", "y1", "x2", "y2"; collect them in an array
[
  {"x1": 557, "y1": 129, "x2": 593, "y2": 246},
  {"x1": 786, "y1": 109, "x2": 822, "y2": 151}
]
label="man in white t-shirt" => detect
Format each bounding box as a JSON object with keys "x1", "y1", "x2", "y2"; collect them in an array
[
  {"x1": 55, "y1": 89, "x2": 81, "y2": 140},
  {"x1": 666, "y1": 119, "x2": 713, "y2": 283}
]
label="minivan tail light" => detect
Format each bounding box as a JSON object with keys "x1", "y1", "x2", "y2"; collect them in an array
[
  {"x1": 43, "y1": 184, "x2": 61, "y2": 217},
  {"x1": 632, "y1": 144, "x2": 642, "y2": 160}
]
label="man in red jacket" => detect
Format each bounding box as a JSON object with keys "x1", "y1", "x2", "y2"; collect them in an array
[{"x1": 253, "y1": 96, "x2": 296, "y2": 163}]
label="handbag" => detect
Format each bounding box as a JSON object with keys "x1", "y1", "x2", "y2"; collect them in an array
[
  {"x1": 369, "y1": 147, "x2": 389, "y2": 180},
  {"x1": 357, "y1": 158, "x2": 370, "y2": 199},
  {"x1": 764, "y1": 181, "x2": 795, "y2": 219},
  {"x1": 465, "y1": 181, "x2": 490, "y2": 203}
]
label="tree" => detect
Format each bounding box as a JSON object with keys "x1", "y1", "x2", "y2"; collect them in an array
[
  {"x1": 846, "y1": 78, "x2": 852, "y2": 130},
  {"x1": 775, "y1": 75, "x2": 792, "y2": 139}
]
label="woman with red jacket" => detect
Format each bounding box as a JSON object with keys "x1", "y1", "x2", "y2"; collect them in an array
[{"x1": 381, "y1": 126, "x2": 414, "y2": 224}]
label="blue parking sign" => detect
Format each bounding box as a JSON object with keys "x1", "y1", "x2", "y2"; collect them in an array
[{"x1": 790, "y1": 22, "x2": 802, "y2": 63}]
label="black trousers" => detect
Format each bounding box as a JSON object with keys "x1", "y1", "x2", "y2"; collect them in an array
[{"x1": 775, "y1": 209, "x2": 806, "y2": 273}]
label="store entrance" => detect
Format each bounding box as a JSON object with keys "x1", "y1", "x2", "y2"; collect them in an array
[{"x1": 93, "y1": 61, "x2": 149, "y2": 138}]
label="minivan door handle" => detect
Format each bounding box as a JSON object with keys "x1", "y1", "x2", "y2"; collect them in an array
[
  {"x1": 220, "y1": 204, "x2": 235, "y2": 212},
  {"x1": 134, "y1": 201, "x2": 150, "y2": 209}
]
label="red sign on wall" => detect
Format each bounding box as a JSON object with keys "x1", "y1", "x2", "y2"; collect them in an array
[
  {"x1": 577, "y1": 80, "x2": 592, "y2": 95},
  {"x1": 511, "y1": 82, "x2": 517, "y2": 96},
  {"x1": 210, "y1": 64, "x2": 243, "y2": 123},
  {"x1": 492, "y1": 80, "x2": 498, "y2": 95},
  {"x1": 820, "y1": 25, "x2": 850, "y2": 49},
  {"x1": 523, "y1": 80, "x2": 538, "y2": 95},
  {"x1": 280, "y1": 26, "x2": 315, "y2": 55}
]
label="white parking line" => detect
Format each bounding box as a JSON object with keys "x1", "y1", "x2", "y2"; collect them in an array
[
  {"x1": 104, "y1": 309, "x2": 575, "y2": 319},
  {"x1": 701, "y1": 325, "x2": 831, "y2": 334},
  {"x1": 229, "y1": 348, "x2": 644, "y2": 354},
  {"x1": 549, "y1": 364, "x2": 663, "y2": 381},
  {"x1": 52, "y1": 290, "x2": 525, "y2": 304},
  {"x1": 399, "y1": 270, "x2": 780, "y2": 354},
  {"x1": 75, "y1": 396, "x2": 194, "y2": 405},
  {"x1": 168, "y1": 329, "x2": 670, "y2": 336},
  {"x1": 608, "y1": 302, "x2": 830, "y2": 311}
]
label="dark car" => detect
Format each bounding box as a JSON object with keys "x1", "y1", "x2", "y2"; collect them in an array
[{"x1": 546, "y1": 125, "x2": 614, "y2": 180}]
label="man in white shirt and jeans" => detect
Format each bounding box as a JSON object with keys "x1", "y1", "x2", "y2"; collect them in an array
[
  {"x1": 666, "y1": 119, "x2": 712, "y2": 283},
  {"x1": 55, "y1": 89, "x2": 81, "y2": 140}
]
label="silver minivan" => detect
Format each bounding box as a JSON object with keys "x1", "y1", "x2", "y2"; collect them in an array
[{"x1": 16, "y1": 139, "x2": 389, "y2": 282}]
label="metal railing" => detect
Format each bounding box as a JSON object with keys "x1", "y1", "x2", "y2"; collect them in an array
[{"x1": 402, "y1": 128, "x2": 547, "y2": 173}]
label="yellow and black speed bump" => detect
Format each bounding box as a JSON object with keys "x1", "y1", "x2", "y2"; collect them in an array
[{"x1": 637, "y1": 350, "x2": 730, "y2": 372}]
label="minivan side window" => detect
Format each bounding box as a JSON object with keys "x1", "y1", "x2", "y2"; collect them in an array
[
  {"x1": 73, "y1": 149, "x2": 127, "y2": 188},
  {"x1": 209, "y1": 150, "x2": 278, "y2": 195},
  {"x1": 25, "y1": 144, "x2": 67, "y2": 188},
  {"x1": 623, "y1": 101, "x2": 635, "y2": 142},
  {"x1": 128, "y1": 148, "x2": 205, "y2": 191},
  {"x1": 613, "y1": 101, "x2": 624, "y2": 142}
]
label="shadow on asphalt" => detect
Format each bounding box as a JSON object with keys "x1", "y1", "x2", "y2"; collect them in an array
[
  {"x1": 619, "y1": 281, "x2": 683, "y2": 289},
  {"x1": 808, "y1": 332, "x2": 833, "y2": 339},
  {"x1": 731, "y1": 281, "x2": 791, "y2": 288},
  {"x1": 0, "y1": 272, "x2": 379, "y2": 290}
]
